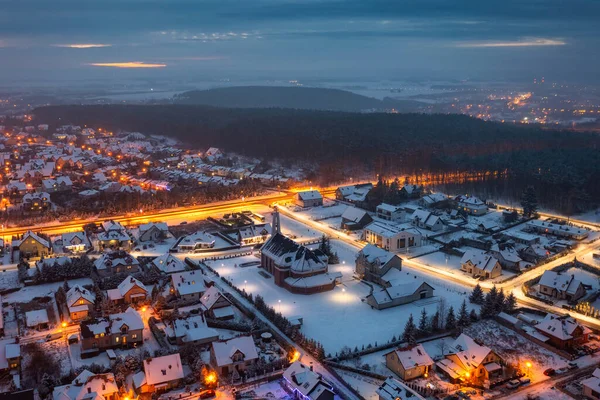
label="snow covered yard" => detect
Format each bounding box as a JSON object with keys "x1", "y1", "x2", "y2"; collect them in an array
[
  {"x1": 3, "y1": 277, "x2": 93, "y2": 303},
  {"x1": 208, "y1": 239, "x2": 473, "y2": 354},
  {"x1": 238, "y1": 379, "x2": 292, "y2": 400},
  {"x1": 334, "y1": 369, "x2": 382, "y2": 400},
  {"x1": 0, "y1": 270, "x2": 19, "y2": 291},
  {"x1": 463, "y1": 320, "x2": 568, "y2": 382},
  {"x1": 295, "y1": 203, "x2": 349, "y2": 221}
]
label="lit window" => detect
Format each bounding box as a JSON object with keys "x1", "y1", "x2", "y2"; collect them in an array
[{"x1": 115, "y1": 337, "x2": 120, "y2": 343}]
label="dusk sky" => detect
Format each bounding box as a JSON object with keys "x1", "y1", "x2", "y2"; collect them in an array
[{"x1": 1, "y1": 0, "x2": 599, "y2": 84}]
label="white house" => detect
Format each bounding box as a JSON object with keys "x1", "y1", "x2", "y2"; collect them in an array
[
  {"x1": 364, "y1": 221, "x2": 422, "y2": 252},
  {"x1": 295, "y1": 190, "x2": 323, "y2": 208},
  {"x1": 170, "y1": 270, "x2": 208, "y2": 301},
  {"x1": 410, "y1": 209, "x2": 444, "y2": 232},
  {"x1": 455, "y1": 195, "x2": 488, "y2": 215},
  {"x1": 460, "y1": 250, "x2": 502, "y2": 279},
  {"x1": 376, "y1": 203, "x2": 405, "y2": 222}
]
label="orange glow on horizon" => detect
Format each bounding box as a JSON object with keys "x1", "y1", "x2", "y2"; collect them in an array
[
  {"x1": 87, "y1": 62, "x2": 166, "y2": 68},
  {"x1": 55, "y1": 44, "x2": 112, "y2": 49}
]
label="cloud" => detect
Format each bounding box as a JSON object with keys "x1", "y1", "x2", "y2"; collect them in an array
[
  {"x1": 455, "y1": 38, "x2": 567, "y2": 48},
  {"x1": 53, "y1": 43, "x2": 112, "y2": 48},
  {"x1": 87, "y1": 62, "x2": 166, "y2": 68},
  {"x1": 159, "y1": 56, "x2": 225, "y2": 61}
]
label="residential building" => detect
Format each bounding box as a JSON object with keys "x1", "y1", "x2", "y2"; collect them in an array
[
  {"x1": 94, "y1": 251, "x2": 140, "y2": 277},
  {"x1": 410, "y1": 209, "x2": 444, "y2": 232},
  {"x1": 538, "y1": 271, "x2": 586, "y2": 302},
  {"x1": 41, "y1": 176, "x2": 72, "y2": 193},
  {"x1": 57, "y1": 231, "x2": 91, "y2": 253},
  {"x1": 106, "y1": 276, "x2": 148, "y2": 305},
  {"x1": 384, "y1": 344, "x2": 434, "y2": 381},
  {"x1": 419, "y1": 193, "x2": 449, "y2": 209},
  {"x1": 436, "y1": 334, "x2": 504, "y2": 384},
  {"x1": 175, "y1": 231, "x2": 216, "y2": 252},
  {"x1": 80, "y1": 308, "x2": 144, "y2": 355},
  {"x1": 97, "y1": 220, "x2": 131, "y2": 250},
  {"x1": 526, "y1": 220, "x2": 589, "y2": 240},
  {"x1": 166, "y1": 315, "x2": 219, "y2": 346},
  {"x1": 200, "y1": 286, "x2": 235, "y2": 320},
  {"x1": 210, "y1": 336, "x2": 259, "y2": 376},
  {"x1": 66, "y1": 285, "x2": 95, "y2": 321},
  {"x1": 366, "y1": 280, "x2": 434, "y2": 310},
  {"x1": 151, "y1": 253, "x2": 187, "y2": 274},
  {"x1": 283, "y1": 361, "x2": 335, "y2": 400},
  {"x1": 22, "y1": 192, "x2": 51, "y2": 212},
  {"x1": 341, "y1": 206, "x2": 373, "y2": 230},
  {"x1": 535, "y1": 313, "x2": 591, "y2": 350},
  {"x1": 52, "y1": 370, "x2": 118, "y2": 400},
  {"x1": 295, "y1": 190, "x2": 323, "y2": 208},
  {"x1": 137, "y1": 222, "x2": 170, "y2": 242},
  {"x1": 13, "y1": 230, "x2": 51, "y2": 258},
  {"x1": 355, "y1": 244, "x2": 402, "y2": 286},
  {"x1": 136, "y1": 354, "x2": 184, "y2": 394},
  {"x1": 582, "y1": 368, "x2": 600, "y2": 400},
  {"x1": 224, "y1": 223, "x2": 271, "y2": 246},
  {"x1": 335, "y1": 183, "x2": 373, "y2": 208},
  {"x1": 364, "y1": 221, "x2": 422, "y2": 252},
  {"x1": 376, "y1": 203, "x2": 406, "y2": 222},
  {"x1": 455, "y1": 195, "x2": 488, "y2": 215},
  {"x1": 460, "y1": 250, "x2": 502, "y2": 279},
  {"x1": 0, "y1": 339, "x2": 21, "y2": 372},
  {"x1": 489, "y1": 243, "x2": 524, "y2": 272},
  {"x1": 400, "y1": 184, "x2": 422, "y2": 198},
  {"x1": 503, "y1": 231, "x2": 540, "y2": 246},
  {"x1": 171, "y1": 270, "x2": 208, "y2": 301},
  {"x1": 25, "y1": 309, "x2": 49, "y2": 330},
  {"x1": 376, "y1": 377, "x2": 426, "y2": 400}
]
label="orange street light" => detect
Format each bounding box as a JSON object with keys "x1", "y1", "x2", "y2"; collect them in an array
[{"x1": 61, "y1": 322, "x2": 67, "y2": 328}]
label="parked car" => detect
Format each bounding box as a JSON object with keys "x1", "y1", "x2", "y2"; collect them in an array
[
  {"x1": 519, "y1": 377, "x2": 531, "y2": 385},
  {"x1": 44, "y1": 332, "x2": 62, "y2": 342},
  {"x1": 544, "y1": 368, "x2": 556, "y2": 376},
  {"x1": 567, "y1": 362, "x2": 579, "y2": 370},
  {"x1": 556, "y1": 367, "x2": 569, "y2": 375},
  {"x1": 507, "y1": 380, "x2": 521, "y2": 389}
]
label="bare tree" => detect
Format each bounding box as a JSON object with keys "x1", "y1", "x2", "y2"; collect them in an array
[{"x1": 437, "y1": 297, "x2": 448, "y2": 328}]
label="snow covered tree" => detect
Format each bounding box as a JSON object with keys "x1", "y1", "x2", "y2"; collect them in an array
[
  {"x1": 469, "y1": 284, "x2": 485, "y2": 305},
  {"x1": 445, "y1": 306, "x2": 457, "y2": 331},
  {"x1": 494, "y1": 289, "x2": 506, "y2": 315},
  {"x1": 418, "y1": 308, "x2": 429, "y2": 335},
  {"x1": 521, "y1": 186, "x2": 538, "y2": 218},
  {"x1": 481, "y1": 285, "x2": 499, "y2": 318},
  {"x1": 402, "y1": 314, "x2": 418, "y2": 344},
  {"x1": 503, "y1": 292, "x2": 517, "y2": 313},
  {"x1": 469, "y1": 309, "x2": 479, "y2": 322},
  {"x1": 457, "y1": 300, "x2": 470, "y2": 328}
]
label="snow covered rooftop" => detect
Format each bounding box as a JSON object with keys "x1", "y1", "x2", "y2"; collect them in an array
[
  {"x1": 143, "y1": 353, "x2": 184, "y2": 386},
  {"x1": 171, "y1": 270, "x2": 207, "y2": 296},
  {"x1": 211, "y1": 336, "x2": 259, "y2": 367},
  {"x1": 386, "y1": 344, "x2": 434, "y2": 369}
]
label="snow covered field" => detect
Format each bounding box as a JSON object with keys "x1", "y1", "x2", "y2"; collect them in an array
[{"x1": 208, "y1": 239, "x2": 473, "y2": 354}]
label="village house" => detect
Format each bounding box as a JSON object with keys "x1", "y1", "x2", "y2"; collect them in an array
[
  {"x1": 56, "y1": 231, "x2": 91, "y2": 253},
  {"x1": 520, "y1": 243, "x2": 551, "y2": 263},
  {"x1": 134, "y1": 353, "x2": 185, "y2": 394},
  {"x1": 340, "y1": 206, "x2": 373, "y2": 230},
  {"x1": 534, "y1": 313, "x2": 591, "y2": 350},
  {"x1": 201, "y1": 286, "x2": 235, "y2": 320},
  {"x1": 97, "y1": 220, "x2": 131, "y2": 250},
  {"x1": 410, "y1": 209, "x2": 444, "y2": 232},
  {"x1": 355, "y1": 244, "x2": 402, "y2": 286},
  {"x1": 25, "y1": 309, "x2": 50, "y2": 330},
  {"x1": 489, "y1": 243, "x2": 524, "y2": 272},
  {"x1": 171, "y1": 270, "x2": 208, "y2": 301},
  {"x1": 376, "y1": 203, "x2": 406, "y2": 222},
  {"x1": 225, "y1": 223, "x2": 271, "y2": 246},
  {"x1": 137, "y1": 222, "x2": 170, "y2": 242},
  {"x1": 175, "y1": 231, "x2": 216, "y2": 252},
  {"x1": 106, "y1": 276, "x2": 148, "y2": 305},
  {"x1": 400, "y1": 184, "x2": 422, "y2": 198},
  {"x1": 0, "y1": 339, "x2": 21, "y2": 372},
  {"x1": 80, "y1": 308, "x2": 144, "y2": 355},
  {"x1": 366, "y1": 280, "x2": 435, "y2": 310},
  {"x1": 376, "y1": 377, "x2": 426, "y2": 400},
  {"x1": 22, "y1": 192, "x2": 51, "y2": 213},
  {"x1": 283, "y1": 361, "x2": 335, "y2": 400},
  {"x1": 364, "y1": 221, "x2": 422, "y2": 252},
  {"x1": 526, "y1": 219, "x2": 590, "y2": 240},
  {"x1": 582, "y1": 368, "x2": 600, "y2": 400},
  {"x1": 419, "y1": 193, "x2": 449, "y2": 209},
  {"x1": 41, "y1": 176, "x2": 73, "y2": 193},
  {"x1": 210, "y1": 335, "x2": 259, "y2": 376},
  {"x1": 13, "y1": 230, "x2": 51, "y2": 258},
  {"x1": 35, "y1": 256, "x2": 71, "y2": 276},
  {"x1": 66, "y1": 285, "x2": 95, "y2": 321},
  {"x1": 295, "y1": 190, "x2": 323, "y2": 208},
  {"x1": 151, "y1": 253, "x2": 187, "y2": 274},
  {"x1": 166, "y1": 314, "x2": 219, "y2": 346},
  {"x1": 94, "y1": 251, "x2": 140, "y2": 277},
  {"x1": 503, "y1": 230, "x2": 540, "y2": 246},
  {"x1": 477, "y1": 221, "x2": 500, "y2": 234},
  {"x1": 52, "y1": 370, "x2": 119, "y2": 400},
  {"x1": 385, "y1": 344, "x2": 434, "y2": 381},
  {"x1": 436, "y1": 334, "x2": 505, "y2": 384},
  {"x1": 460, "y1": 250, "x2": 502, "y2": 279},
  {"x1": 455, "y1": 195, "x2": 488, "y2": 215},
  {"x1": 335, "y1": 183, "x2": 373, "y2": 208},
  {"x1": 538, "y1": 270, "x2": 586, "y2": 302}
]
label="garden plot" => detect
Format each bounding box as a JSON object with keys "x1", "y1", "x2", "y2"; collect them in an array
[
  {"x1": 463, "y1": 320, "x2": 568, "y2": 382},
  {"x1": 208, "y1": 240, "x2": 473, "y2": 354}
]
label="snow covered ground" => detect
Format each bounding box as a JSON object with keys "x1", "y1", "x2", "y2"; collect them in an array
[
  {"x1": 208, "y1": 239, "x2": 473, "y2": 354},
  {"x1": 3, "y1": 278, "x2": 93, "y2": 303},
  {"x1": 334, "y1": 369, "x2": 382, "y2": 400}
]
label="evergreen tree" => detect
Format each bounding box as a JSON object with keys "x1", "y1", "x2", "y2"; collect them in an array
[
  {"x1": 62, "y1": 279, "x2": 70, "y2": 293},
  {"x1": 418, "y1": 308, "x2": 429, "y2": 335},
  {"x1": 481, "y1": 285, "x2": 498, "y2": 318},
  {"x1": 445, "y1": 306, "x2": 457, "y2": 331},
  {"x1": 458, "y1": 300, "x2": 470, "y2": 328},
  {"x1": 503, "y1": 292, "x2": 517, "y2": 313},
  {"x1": 494, "y1": 289, "x2": 506, "y2": 315},
  {"x1": 402, "y1": 314, "x2": 418, "y2": 344},
  {"x1": 521, "y1": 186, "x2": 538, "y2": 218},
  {"x1": 469, "y1": 284, "x2": 485, "y2": 305},
  {"x1": 469, "y1": 309, "x2": 479, "y2": 322},
  {"x1": 430, "y1": 311, "x2": 441, "y2": 332}
]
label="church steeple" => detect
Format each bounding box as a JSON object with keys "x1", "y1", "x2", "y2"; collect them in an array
[{"x1": 273, "y1": 206, "x2": 281, "y2": 234}]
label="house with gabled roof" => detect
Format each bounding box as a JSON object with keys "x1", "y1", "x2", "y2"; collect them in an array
[
  {"x1": 22, "y1": 192, "x2": 51, "y2": 213},
  {"x1": 366, "y1": 280, "x2": 434, "y2": 310},
  {"x1": 489, "y1": 243, "x2": 523, "y2": 272},
  {"x1": 166, "y1": 314, "x2": 219, "y2": 346},
  {"x1": 385, "y1": 344, "x2": 434, "y2": 381},
  {"x1": 410, "y1": 209, "x2": 444, "y2": 232},
  {"x1": 57, "y1": 231, "x2": 91, "y2": 253},
  {"x1": 66, "y1": 285, "x2": 95, "y2": 321},
  {"x1": 295, "y1": 190, "x2": 323, "y2": 208},
  {"x1": 13, "y1": 230, "x2": 51, "y2": 258},
  {"x1": 582, "y1": 368, "x2": 600, "y2": 400},
  {"x1": 52, "y1": 370, "x2": 118, "y2": 400},
  {"x1": 151, "y1": 253, "x2": 187, "y2": 274},
  {"x1": 93, "y1": 251, "x2": 140, "y2": 277},
  {"x1": 136, "y1": 354, "x2": 184, "y2": 394},
  {"x1": 376, "y1": 377, "x2": 426, "y2": 400},
  {"x1": 97, "y1": 220, "x2": 131, "y2": 250},
  {"x1": 137, "y1": 222, "x2": 170, "y2": 243},
  {"x1": 376, "y1": 203, "x2": 406, "y2": 223},
  {"x1": 460, "y1": 250, "x2": 502, "y2": 279},
  {"x1": 420, "y1": 193, "x2": 449, "y2": 209},
  {"x1": 283, "y1": 361, "x2": 335, "y2": 400},
  {"x1": 170, "y1": 270, "x2": 208, "y2": 301},
  {"x1": 455, "y1": 195, "x2": 488, "y2": 215},
  {"x1": 355, "y1": 244, "x2": 402, "y2": 285},
  {"x1": 335, "y1": 183, "x2": 373, "y2": 208},
  {"x1": 436, "y1": 334, "x2": 504, "y2": 384},
  {"x1": 106, "y1": 276, "x2": 148, "y2": 305},
  {"x1": 201, "y1": 286, "x2": 235, "y2": 320},
  {"x1": 210, "y1": 335, "x2": 259, "y2": 376},
  {"x1": 364, "y1": 221, "x2": 422, "y2": 252},
  {"x1": 538, "y1": 270, "x2": 586, "y2": 302},
  {"x1": 80, "y1": 307, "x2": 144, "y2": 355},
  {"x1": 341, "y1": 206, "x2": 373, "y2": 230},
  {"x1": 534, "y1": 313, "x2": 591, "y2": 350}
]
